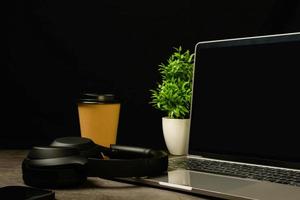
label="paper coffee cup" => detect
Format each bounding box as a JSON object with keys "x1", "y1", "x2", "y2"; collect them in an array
[{"x1": 78, "y1": 94, "x2": 120, "y2": 147}]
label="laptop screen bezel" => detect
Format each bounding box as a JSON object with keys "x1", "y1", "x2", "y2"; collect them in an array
[{"x1": 189, "y1": 32, "x2": 300, "y2": 169}]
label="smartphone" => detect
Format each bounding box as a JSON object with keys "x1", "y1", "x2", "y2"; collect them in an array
[{"x1": 0, "y1": 186, "x2": 54, "y2": 200}]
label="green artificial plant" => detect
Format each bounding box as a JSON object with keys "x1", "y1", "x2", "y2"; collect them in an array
[{"x1": 150, "y1": 47, "x2": 194, "y2": 119}]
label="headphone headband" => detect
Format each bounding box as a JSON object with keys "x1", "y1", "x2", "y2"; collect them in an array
[{"x1": 87, "y1": 149, "x2": 168, "y2": 177}]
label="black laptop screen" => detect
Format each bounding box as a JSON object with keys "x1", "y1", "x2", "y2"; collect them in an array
[{"x1": 190, "y1": 34, "x2": 300, "y2": 165}]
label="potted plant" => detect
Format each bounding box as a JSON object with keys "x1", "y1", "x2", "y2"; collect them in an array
[{"x1": 150, "y1": 47, "x2": 194, "y2": 155}]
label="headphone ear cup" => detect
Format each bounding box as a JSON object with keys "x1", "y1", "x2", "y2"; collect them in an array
[
  {"x1": 22, "y1": 147, "x2": 88, "y2": 188},
  {"x1": 22, "y1": 161, "x2": 87, "y2": 188}
]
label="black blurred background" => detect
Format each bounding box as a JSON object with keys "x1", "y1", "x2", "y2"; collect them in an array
[{"x1": 5, "y1": 0, "x2": 300, "y2": 149}]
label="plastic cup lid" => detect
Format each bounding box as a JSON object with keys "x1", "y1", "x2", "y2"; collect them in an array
[{"x1": 79, "y1": 93, "x2": 119, "y2": 104}]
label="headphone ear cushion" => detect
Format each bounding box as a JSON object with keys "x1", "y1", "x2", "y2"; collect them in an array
[
  {"x1": 50, "y1": 137, "x2": 104, "y2": 158},
  {"x1": 22, "y1": 146, "x2": 88, "y2": 188}
]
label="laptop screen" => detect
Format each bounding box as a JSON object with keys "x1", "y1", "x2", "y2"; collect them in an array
[{"x1": 190, "y1": 33, "x2": 300, "y2": 167}]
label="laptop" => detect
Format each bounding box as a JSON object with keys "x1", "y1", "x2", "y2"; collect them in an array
[{"x1": 119, "y1": 32, "x2": 300, "y2": 200}]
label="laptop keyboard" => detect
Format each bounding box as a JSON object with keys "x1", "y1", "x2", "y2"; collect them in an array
[{"x1": 169, "y1": 158, "x2": 300, "y2": 187}]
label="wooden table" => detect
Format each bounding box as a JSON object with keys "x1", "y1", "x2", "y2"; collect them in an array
[{"x1": 0, "y1": 150, "x2": 214, "y2": 200}]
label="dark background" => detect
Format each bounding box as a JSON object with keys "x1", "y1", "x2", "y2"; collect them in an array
[{"x1": 5, "y1": 0, "x2": 300, "y2": 149}]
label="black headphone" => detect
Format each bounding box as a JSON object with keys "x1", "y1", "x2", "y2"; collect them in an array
[{"x1": 22, "y1": 137, "x2": 168, "y2": 188}]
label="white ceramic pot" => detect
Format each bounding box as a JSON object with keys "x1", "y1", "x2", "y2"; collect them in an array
[{"x1": 162, "y1": 117, "x2": 190, "y2": 155}]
